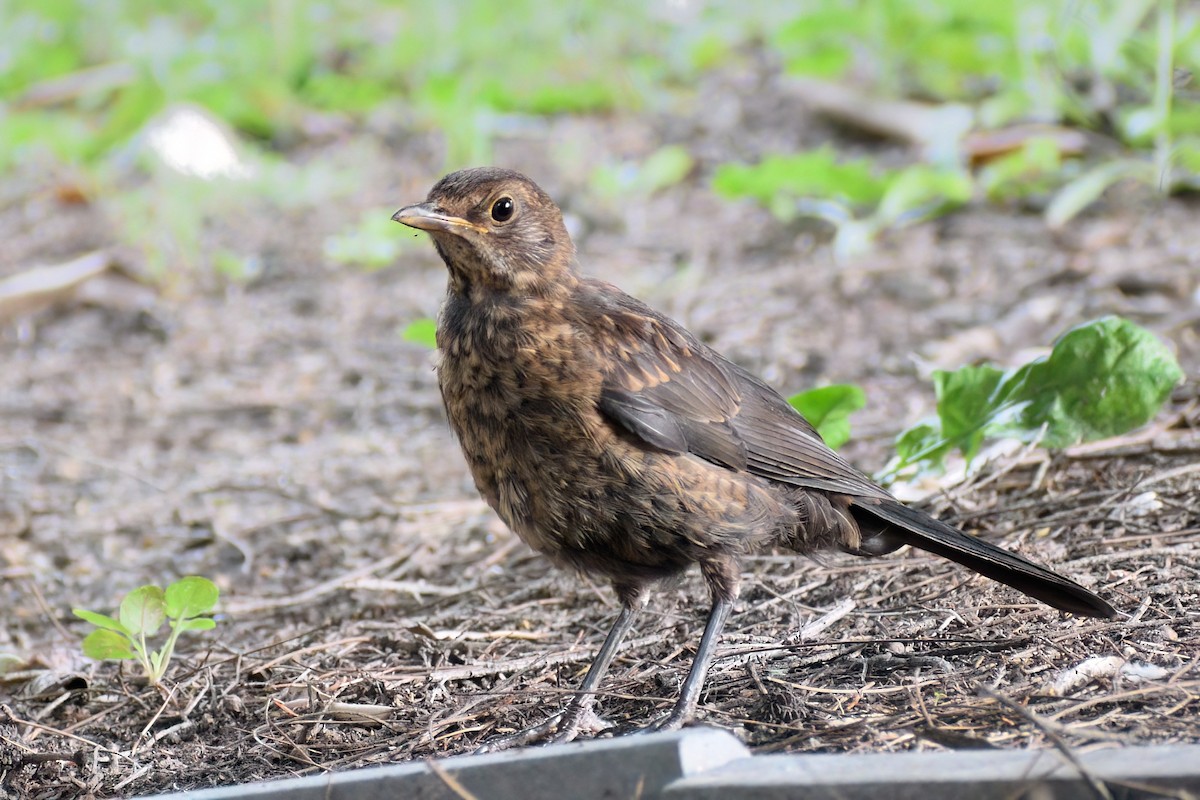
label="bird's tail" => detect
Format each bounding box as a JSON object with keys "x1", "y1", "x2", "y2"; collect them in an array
[{"x1": 850, "y1": 498, "x2": 1116, "y2": 618}]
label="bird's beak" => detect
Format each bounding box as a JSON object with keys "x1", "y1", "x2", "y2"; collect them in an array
[{"x1": 391, "y1": 203, "x2": 488, "y2": 234}]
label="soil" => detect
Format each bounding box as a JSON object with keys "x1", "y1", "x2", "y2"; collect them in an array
[{"x1": 2, "y1": 65, "x2": 1199, "y2": 798}]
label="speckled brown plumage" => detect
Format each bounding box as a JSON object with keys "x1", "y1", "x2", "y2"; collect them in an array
[{"x1": 393, "y1": 167, "x2": 1116, "y2": 748}]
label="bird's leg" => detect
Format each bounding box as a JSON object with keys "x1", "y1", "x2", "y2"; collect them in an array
[
  {"x1": 475, "y1": 587, "x2": 645, "y2": 753},
  {"x1": 649, "y1": 557, "x2": 738, "y2": 732},
  {"x1": 550, "y1": 599, "x2": 640, "y2": 740},
  {"x1": 650, "y1": 595, "x2": 733, "y2": 731}
]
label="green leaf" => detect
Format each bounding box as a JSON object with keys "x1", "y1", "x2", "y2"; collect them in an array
[
  {"x1": 592, "y1": 146, "x2": 695, "y2": 199},
  {"x1": 787, "y1": 384, "x2": 866, "y2": 450},
  {"x1": 1012, "y1": 317, "x2": 1184, "y2": 448},
  {"x1": 893, "y1": 419, "x2": 950, "y2": 468},
  {"x1": 979, "y1": 137, "x2": 1064, "y2": 202},
  {"x1": 164, "y1": 576, "x2": 219, "y2": 619},
  {"x1": 637, "y1": 146, "x2": 694, "y2": 194},
  {"x1": 401, "y1": 319, "x2": 438, "y2": 349},
  {"x1": 1045, "y1": 159, "x2": 1155, "y2": 229},
  {"x1": 119, "y1": 586, "x2": 166, "y2": 636},
  {"x1": 72, "y1": 609, "x2": 129, "y2": 634},
  {"x1": 82, "y1": 629, "x2": 135, "y2": 661},
  {"x1": 932, "y1": 364, "x2": 1023, "y2": 462},
  {"x1": 176, "y1": 618, "x2": 217, "y2": 632},
  {"x1": 885, "y1": 316, "x2": 1182, "y2": 480},
  {"x1": 712, "y1": 148, "x2": 887, "y2": 211},
  {"x1": 873, "y1": 165, "x2": 972, "y2": 227}
]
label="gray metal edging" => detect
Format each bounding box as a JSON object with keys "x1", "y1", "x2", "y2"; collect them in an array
[
  {"x1": 145, "y1": 729, "x2": 1200, "y2": 800},
  {"x1": 667, "y1": 738, "x2": 1200, "y2": 799},
  {"x1": 146, "y1": 727, "x2": 745, "y2": 800}
]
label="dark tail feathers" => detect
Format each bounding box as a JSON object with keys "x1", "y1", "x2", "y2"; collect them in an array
[{"x1": 852, "y1": 499, "x2": 1116, "y2": 619}]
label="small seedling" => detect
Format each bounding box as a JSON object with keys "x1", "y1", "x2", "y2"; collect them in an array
[{"x1": 73, "y1": 576, "x2": 219, "y2": 686}]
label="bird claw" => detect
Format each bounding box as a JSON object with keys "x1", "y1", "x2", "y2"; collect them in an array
[
  {"x1": 473, "y1": 707, "x2": 612, "y2": 754},
  {"x1": 635, "y1": 709, "x2": 691, "y2": 736}
]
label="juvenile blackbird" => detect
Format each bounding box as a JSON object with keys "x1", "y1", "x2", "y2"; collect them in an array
[{"x1": 393, "y1": 167, "x2": 1116, "y2": 747}]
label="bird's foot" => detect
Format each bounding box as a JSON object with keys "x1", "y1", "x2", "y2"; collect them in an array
[
  {"x1": 636, "y1": 706, "x2": 694, "y2": 736},
  {"x1": 474, "y1": 706, "x2": 611, "y2": 754}
]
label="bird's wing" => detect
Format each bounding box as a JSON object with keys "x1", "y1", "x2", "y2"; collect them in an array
[
  {"x1": 583, "y1": 281, "x2": 891, "y2": 500},
  {"x1": 582, "y1": 281, "x2": 1116, "y2": 619}
]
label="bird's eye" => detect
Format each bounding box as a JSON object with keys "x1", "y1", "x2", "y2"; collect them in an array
[{"x1": 491, "y1": 197, "x2": 515, "y2": 222}]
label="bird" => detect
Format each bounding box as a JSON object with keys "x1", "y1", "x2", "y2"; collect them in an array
[{"x1": 392, "y1": 167, "x2": 1116, "y2": 749}]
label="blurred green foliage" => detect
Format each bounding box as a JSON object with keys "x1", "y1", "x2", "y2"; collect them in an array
[
  {"x1": 325, "y1": 208, "x2": 424, "y2": 270},
  {"x1": 0, "y1": 0, "x2": 764, "y2": 282},
  {"x1": 723, "y1": 0, "x2": 1199, "y2": 236},
  {"x1": 770, "y1": 0, "x2": 1198, "y2": 134},
  {"x1": 0, "y1": 0, "x2": 761, "y2": 171},
  {"x1": 2, "y1": 0, "x2": 1197, "y2": 276},
  {"x1": 713, "y1": 152, "x2": 972, "y2": 257},
  {"x1": 400, "y1": 317, "x2": 438, "y2": 348}
]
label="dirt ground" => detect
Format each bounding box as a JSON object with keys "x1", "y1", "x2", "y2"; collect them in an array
[{"x1": 2, "y1": 67, "x2": 1199, "y2": 798}]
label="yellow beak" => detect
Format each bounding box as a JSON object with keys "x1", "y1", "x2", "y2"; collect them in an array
[{"x1": 391, "y1": 203, "x2": 488, "y2": 234}]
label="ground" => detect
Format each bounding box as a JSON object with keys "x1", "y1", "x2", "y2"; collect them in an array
[{"x1": 2, "y1": 67, "x2": 1199, "y2": 798}]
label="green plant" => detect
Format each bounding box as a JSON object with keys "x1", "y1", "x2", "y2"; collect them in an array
[
  {"x1": 73, "y1": 576, "x2": 219, "y2": 686},
  {"x1": 882, "y1": 316, "x2": 1183, "y2": 481},
  {"x1": 0, "y1": 0, "x2": 748, "y2": 176},
  {"x1": 1044, "y1": 0, "x2": 1194, "y2": 227},
  {"x1": 788, "y1": 384, "x2": 866, "y2": 450},
  {"x1": 713, "y1": 149, "x2": 971, "y2": 258},
  {"x1": 756, "y1": 1, "x2": 1200, "y2": 230}
]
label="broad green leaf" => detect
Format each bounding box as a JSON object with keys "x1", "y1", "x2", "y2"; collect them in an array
[
  {"x1": 1012, "y1": 317, "x2": 1183, "y2": 448},
  {"x1": 885, "y1": 316, "x2": 1182, "y2": 479},
  {"x1": 788, "y1": 384, "x2": 866, "y2": 450},
  {"x1": 72, "y1": 609, "x2": 129, "y2": 634},
  {"x1": 82, "y1": 629, "x2": 135, "y2": 661},
  {"x1": 932, "y1": 364, "x2": 1022, "y2": 462},
  {"x1": 401, "y1": 319, "x2": 438, "y2": 349},
  {"x1": 177, "y1": 618, "x2": 217, "y2": 632},
  {"x1": 119, "y1": 586, "x2": 166, "y2": 636},
  {"x1": 772, "y1": 7, "x2": 858, "y2": 78},
  {"x1": 164, "y1": 576, "x2": 219, "y2": 619}
]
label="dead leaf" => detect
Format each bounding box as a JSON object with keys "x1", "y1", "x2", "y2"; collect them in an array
[{"x1": 0, "y1": 251, "x2": 157, "y2": 324}]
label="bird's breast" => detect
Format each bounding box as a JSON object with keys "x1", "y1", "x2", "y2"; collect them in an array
[{"x1": 435, "y1": 296, "x2": 608, "y2": 551}]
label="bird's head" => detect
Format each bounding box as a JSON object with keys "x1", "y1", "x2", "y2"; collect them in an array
[{"x1": 393, "y1": 167, "x2": 576, "y2": 297}]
